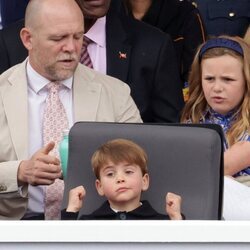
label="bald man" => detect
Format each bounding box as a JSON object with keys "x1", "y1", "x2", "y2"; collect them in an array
[
  {"x1": 0, "y1": 0, "x2": 141, "y2": 220},
  {"x1": 0, "y1": 0, "x2": 185, "y2": 123}
]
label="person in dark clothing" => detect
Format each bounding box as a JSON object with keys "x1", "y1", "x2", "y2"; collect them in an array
[
  {"x1": 191, "y1": 0, "x2": 249, "y2": 38},
  {"x1": 123, "y1": 0, "x2": 206, "y2": 84},
  {"x1": 64, "y1": 200, "x2": 177, "y2": 220},
  {"x1": 62, "y1": 139, "x2": 184, "y2": 220},
  {"x1": 0, "y1": 0, "x2": 29, "y2": 29}
]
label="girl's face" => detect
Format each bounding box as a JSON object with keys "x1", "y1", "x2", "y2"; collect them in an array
[{"x1": 201, "y1": 54, "x2": 245, "y2": 115}]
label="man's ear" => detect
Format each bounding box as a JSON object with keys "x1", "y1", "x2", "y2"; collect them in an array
[
  {"x1": 142, "y1": 173, "x2": 149, "y2": 191},
  {"x1": 95, "y1": 179, "x2": 105, "y2": 196},
  {"x1": 20, "y1": 27, "x2": 33, "y2": 51}
]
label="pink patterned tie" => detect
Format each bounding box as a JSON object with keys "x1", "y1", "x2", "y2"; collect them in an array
[
  {"x1": 80, "y1": 36, "x2": 93, "y2": 68},
  {"x1": 43, "y1": 82, "x2": 69, "y2": 220}
]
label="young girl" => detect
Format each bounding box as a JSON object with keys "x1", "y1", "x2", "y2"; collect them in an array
[{"x1": 181, "y1": 36, "x2": 250, "y2": 186}]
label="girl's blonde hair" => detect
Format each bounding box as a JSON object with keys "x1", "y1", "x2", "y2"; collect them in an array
[
  {"x1": 244, "y1": 26, "x2": 250, "y2": 45},
  {"x1": 181, "y1": 35, "x2": 250, "y2": 146}
]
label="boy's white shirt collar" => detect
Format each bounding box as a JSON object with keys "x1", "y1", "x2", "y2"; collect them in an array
[{"x1": 110, "y1": 202, "x2": 143, "y2": 213}]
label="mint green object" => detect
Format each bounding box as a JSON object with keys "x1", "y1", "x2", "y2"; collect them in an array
[{"x1": 59, "y1": 129, "x2": 69, "y2": 178}]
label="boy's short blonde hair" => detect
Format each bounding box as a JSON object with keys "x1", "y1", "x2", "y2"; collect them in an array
[{"x1": 91, "y1": 138, "x2": 148, "y2": 179}]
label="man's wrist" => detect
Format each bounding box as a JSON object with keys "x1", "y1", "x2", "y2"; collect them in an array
[{"x1": 17, "y1": 161, "x2": 27, "y2": 186}]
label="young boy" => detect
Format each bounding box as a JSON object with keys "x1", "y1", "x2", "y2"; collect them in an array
[{"x1": 62, "y1": 139, "x2": 184, "y2": 220}]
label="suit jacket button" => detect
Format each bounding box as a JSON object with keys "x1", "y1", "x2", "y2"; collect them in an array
[
  {"x1": 229, "y1": 12, "x2": 235, "y2": 17},
  {"x1": 191, "y1": 1, "x2": 198, "y2": 8},
  {"x1": 119, "y1": 213, "x2": 127, "y2": 220},
  {"x1": 0, "y1": 184, "x2": 7, "y2": 192}
]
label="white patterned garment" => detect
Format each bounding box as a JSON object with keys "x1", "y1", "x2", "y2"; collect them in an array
[{"x1": 43, "y1": 82, "x2": 69, "y2": 220}]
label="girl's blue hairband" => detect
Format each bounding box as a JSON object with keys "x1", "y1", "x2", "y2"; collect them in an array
[{"x1": 199, "y1": 38, "x2": 244, "y2": 59}]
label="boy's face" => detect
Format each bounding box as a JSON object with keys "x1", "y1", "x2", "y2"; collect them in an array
[{"x1": 95, "y1": 161, "x2": 149, "y2": 211}]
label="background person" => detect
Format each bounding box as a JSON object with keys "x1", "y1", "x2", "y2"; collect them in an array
[
  {"x1": 0, "y1": 0, "x2": 29, "y2": 29},
  {"x1": 191, "y1": 0, "x2": 249, "y2": 38},
  {"x1": 123, "y1": 0, "x2": 206, "y2": 84}
]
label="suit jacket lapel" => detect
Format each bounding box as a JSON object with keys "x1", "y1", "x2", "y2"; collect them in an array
[
  {"x1": 73, "y1": 64, "x2": 102, "y2": 122},
  {"x1": 1, "y1": 62, "x2": 28, "y2": 159},
  {"x1": 1, "y1": 62, "x2": 103, "y2": 158},
  {"x1": 106, "y1": 3, "x2": 131, "y2": 83}
]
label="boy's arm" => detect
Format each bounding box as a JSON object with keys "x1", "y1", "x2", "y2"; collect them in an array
[
  {"x1": 61, "y1": 185, "x2": 86, "y2": 220},
  {"x1": 165, "y1": 192, "x2": 183, "y2": 220},
  {"x1": 66, "y1": 185, "x2": 86, "y2": 212}
]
